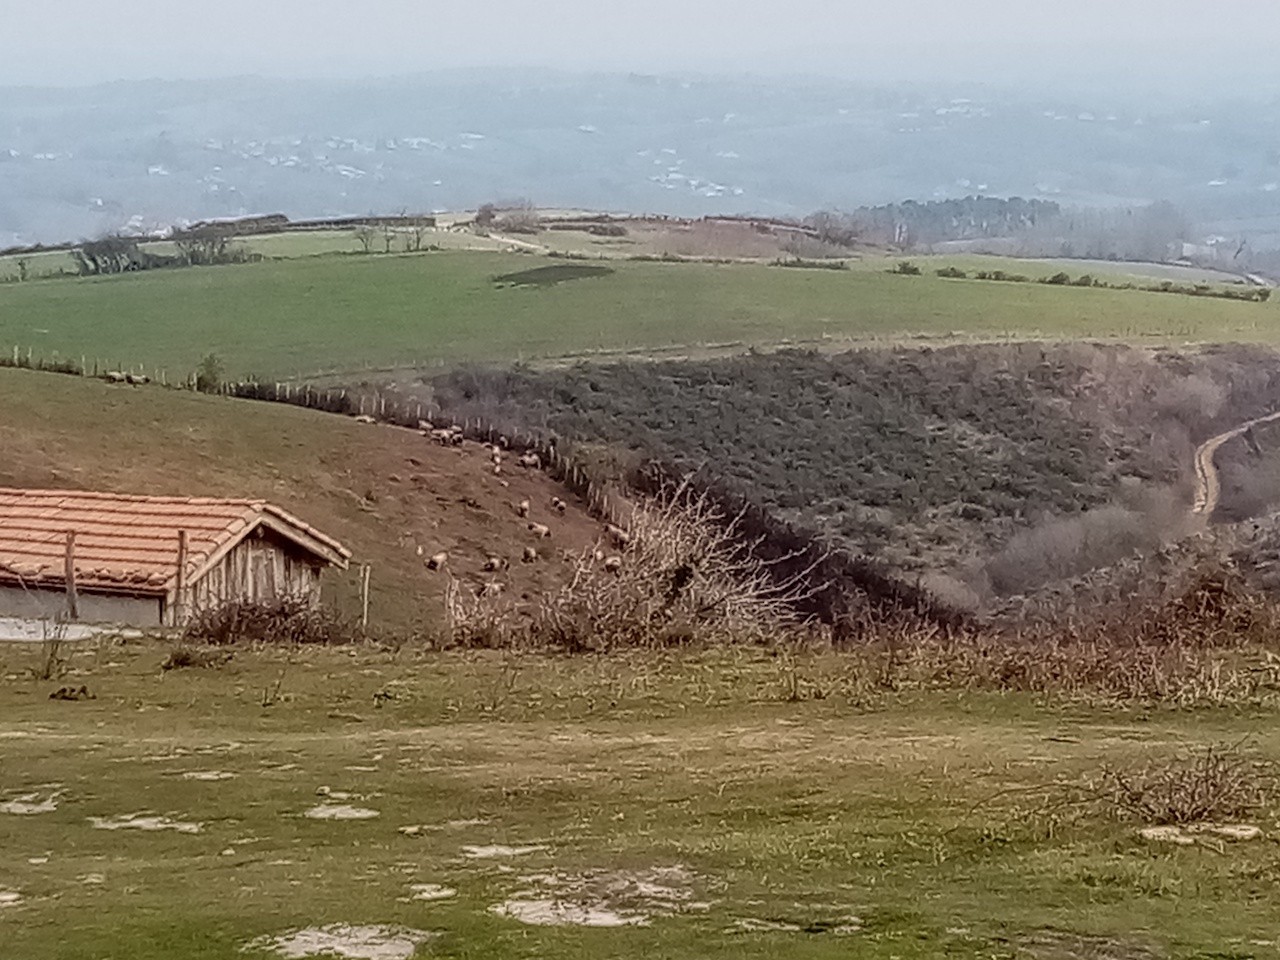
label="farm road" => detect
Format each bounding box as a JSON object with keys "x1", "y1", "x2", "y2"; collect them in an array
[{"x1": 1192, "y1": 410, "x2": 1280, "y2": 518}]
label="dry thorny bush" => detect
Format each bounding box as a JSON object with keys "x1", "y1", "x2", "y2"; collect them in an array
[
  {"x1": 183, "y1": 597, "x2": 356, "y2": 646},
  {"x1": 953, "y1": 743, "x2": 1274, "y2": 841},
  {"x1": 447, "y1": 482, "x2": 820, "y2": 652},
  {"x1": 1094, "y1": 744, "x2": 1273, "y2": 825}
]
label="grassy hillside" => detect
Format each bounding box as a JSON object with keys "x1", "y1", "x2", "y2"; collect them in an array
[
  {"x1": 1, "y1": 249, "x2": 1277, "y2": 379},
  {"x1": 0, "y1": 368, "x2": 609, "y2": 631}
]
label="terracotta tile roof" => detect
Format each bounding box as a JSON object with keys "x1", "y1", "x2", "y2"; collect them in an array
[{"x1": 0, "y1": 489, "x2": 350, "y2": 597}]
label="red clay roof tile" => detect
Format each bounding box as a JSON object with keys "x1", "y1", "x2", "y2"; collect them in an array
[{"x1": 0, "y1": 489, "x2": 350, "y2": 596}]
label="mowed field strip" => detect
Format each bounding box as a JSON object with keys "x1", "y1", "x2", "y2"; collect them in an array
[{"x1": 2, "y1": 251, "x2": 1276, "y2": 378}]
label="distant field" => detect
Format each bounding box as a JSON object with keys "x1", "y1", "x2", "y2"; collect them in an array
[
  {"x1": 2, "y1": 249, "x2": 1277, "y2": 379},
  {"x1": 852, "y1": 253, "x2": 1258, "y2": 287}
]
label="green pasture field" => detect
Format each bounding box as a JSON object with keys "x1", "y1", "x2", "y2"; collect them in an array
[
  {"x1": 847, "y1": 253, "x2": 1256, "y2": 286},
  {"x1": 1, "y1": 640, "x2": 1278, "y2": 960},
  {"x1": 1, "y1": 249, "x2": 1276, "y2": 380}
]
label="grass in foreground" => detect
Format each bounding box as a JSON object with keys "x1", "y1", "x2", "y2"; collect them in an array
[
  {"x1": 1, "y1": 640, "x2": 1278, "y2": 960},
  {"x1": 1, "y1": 250, "x2": 1276, "y2": 379}
]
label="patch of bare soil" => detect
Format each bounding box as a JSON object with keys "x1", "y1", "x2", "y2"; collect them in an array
[
  {"x1": 88, "y1": 813, "x2": 202, "y2": 834},
  {"x1": 303, "y1": 804, "x2": 380, "y2": 821},
  {"x1": 245, "y1": 925, "x2": 436, "y2": 960},
  {"x1": 489, "y1": 866, "x2": 696, "y2": 927},
  {"x1": 0, "y1": 793, "x2": 58, "y2": 814}
]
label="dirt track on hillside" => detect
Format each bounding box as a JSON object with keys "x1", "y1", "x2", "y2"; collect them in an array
[{"x1": 1192, "y1": 411, "x2": 1280, "y2": 518}]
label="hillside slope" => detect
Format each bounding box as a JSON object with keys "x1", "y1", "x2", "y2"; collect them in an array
[
  {"x1": 0, "y1": 369, "x2": 608, "y2": 632},
  {"x1": 427, "y1": 342, "x2": 1280, "y2": 605}
]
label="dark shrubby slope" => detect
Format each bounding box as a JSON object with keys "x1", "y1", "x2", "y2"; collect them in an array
[{"x1": 429, "y1": 343, "x2": 1280, "y2": 603}]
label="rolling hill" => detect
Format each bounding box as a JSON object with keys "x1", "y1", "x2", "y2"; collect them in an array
[
  {"x1": 1, "y1": 248, "x2": 1276, "y2": 381},
  {"x1": 0, "y1": 368, "x2": 611, "y2": 632}
]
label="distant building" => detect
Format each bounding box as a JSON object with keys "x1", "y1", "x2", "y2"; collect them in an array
[{"x1": 0, "y1": 490, "x2": 350, "y2": 628}]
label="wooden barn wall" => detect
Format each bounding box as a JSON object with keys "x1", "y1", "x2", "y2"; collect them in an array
[{"x1": 185, "y1": 530, "x2": 322, "y2": 618}]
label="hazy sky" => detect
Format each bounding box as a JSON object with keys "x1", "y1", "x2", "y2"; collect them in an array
[{"x1": 4, "y1": 0, "x2": 1279, "y2": 89}]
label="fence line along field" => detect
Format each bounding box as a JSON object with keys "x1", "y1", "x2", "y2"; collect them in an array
[{"x1": 1, "y1": 249, "x2": 1277, "y2": 379}]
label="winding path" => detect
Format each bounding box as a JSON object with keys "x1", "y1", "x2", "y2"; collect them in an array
[{"x1": 1191, "y1": 411, "x2": 1280, "y2": 518}]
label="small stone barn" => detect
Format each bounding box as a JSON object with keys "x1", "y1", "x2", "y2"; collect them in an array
[{"x1": 0, "y1": 489, "x2": 351, "y2": 628}]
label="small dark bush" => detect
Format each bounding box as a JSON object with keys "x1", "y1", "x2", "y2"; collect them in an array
[
  {"x1": 892, "y1": 260, "x2": 922, "y2": 276},
  {"x1": 183, "y1": 598, "x2": 356, "y2": 646},
  {"x1": 1072, "y1": 274, "x2": 1095, "y2": 287},
  {"x1": 936, "y1": 266, "x2": 967, "y2": 279},
  {"x1": 1044, "y1": 271, "x2": 1072, "y2": 285},
  {"x1": 161, "y1": 645, "x2": 231, "y2": 670},
  {"x1": 774, "y1": 257, "x2": 849, "y2": 271}
]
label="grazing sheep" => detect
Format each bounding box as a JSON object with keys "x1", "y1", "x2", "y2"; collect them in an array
[
  {"x1": 477, "y1": 580, "x2": 505, "y2": 598},
  {"x1": 493, "y1": 464, "x2": 502, "y2": 476},
  {"x1": 449, "y1": 432, "x2": 464, "y2": 446},
  {"x1": 483, "y1": 556, "x2": 510, "y2": 573},
  {"x1": 517, "y1": 452, "x2": 541, "y2": 469},
  {"x1": 427, "y1": 551, "x2": 448, "y2": 571},
  {"x1": 498, "y1": 436, "x2": 511, "y2": 449},
  {"x1": 516, "y1": 499, "x2": 531, "y2": 518},
  {"x1": 104, "y1": 371, "x2": 126, "y2": 383},
  {"x1": 125, "y1": 373, "x2": 150, "y2": 385},
  {"x1": 550, "y1": 496, "x2": 566, "y2": 514},
  {"x1": 417, "y1": 419, "x2": 433, "y2": 431},
  {"x1": 353, "y1": 414, "x2": 376, "y2": 424},
  {"x1": 603, "y1": 555, "x2": 623, "y2": 574},
  {"x1": 522, "y1": 546, "x2": 539, "y2": 563},
  {"x1": 593, "y1": 549, "x2": 606, "y2": 562},
  {"x1": 527, "y1": 522, "x2": 552, "y2": 539},
  {"x1": 429, "y1": 428, "x2": 454, "y2": 445},
  {"x1": 605, "y1": 523, "x2": 631, "y2": 548}
]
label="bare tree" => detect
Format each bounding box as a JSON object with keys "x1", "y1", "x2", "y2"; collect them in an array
[
  {"x1": 354, "y1": 225, "x2": 377, "y2": 254},
  {"x1": 408, "y1": 215, "x2": 432, "y2": 252}
]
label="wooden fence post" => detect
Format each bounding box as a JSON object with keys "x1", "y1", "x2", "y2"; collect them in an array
[
  {"x1": 174, "y1": 530, "x2": 188, "y2": 628},
  {"x1": 64, "y1": 531, "x2": 78, "y2": 621},
  {"x1": 360, "y1": 565, "x2": 371, "y2": 632}
]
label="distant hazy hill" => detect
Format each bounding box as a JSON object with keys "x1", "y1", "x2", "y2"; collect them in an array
[{"x1": 2, "y1": 70, "x2": 1279, "y2": 246}]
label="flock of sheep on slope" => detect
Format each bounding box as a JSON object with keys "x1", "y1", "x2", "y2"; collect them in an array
[{"x1": 352, "y1": 414, "x2": 631, "y2": 598}]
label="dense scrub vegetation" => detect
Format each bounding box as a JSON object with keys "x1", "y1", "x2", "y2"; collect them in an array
[{"x1": 429, "y1": 343, "x2": 1280, "y2": 607}]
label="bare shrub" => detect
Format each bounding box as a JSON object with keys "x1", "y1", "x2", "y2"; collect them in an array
[
  {"x1": 183, "y1": 598, "x2": 356, "y2": 646},
  {"x1": 447, "y1": 484, "x2": 819, "y2": 651},
  {"x1": 492, "y1": 201, "x2": 542, "y2": 235},
  {"x1": 1096, "y1": 744, "x2": 1272, "y2": 824},
  {"x1": 986, "y1": 489, "x2": 1191, "y2": 597},
  {"x1": 161, "y1": 645, "x2": 231, "y2": 670},
  {"x1": 32, "y1": 620, "x2": 68, "y2": 681},
  {"x1": 1154, "y1": 374, "x2": 1226, "y2": 428},
  {"x1": 779, "y1": 235, "x2": 850, "y2": 259}
]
